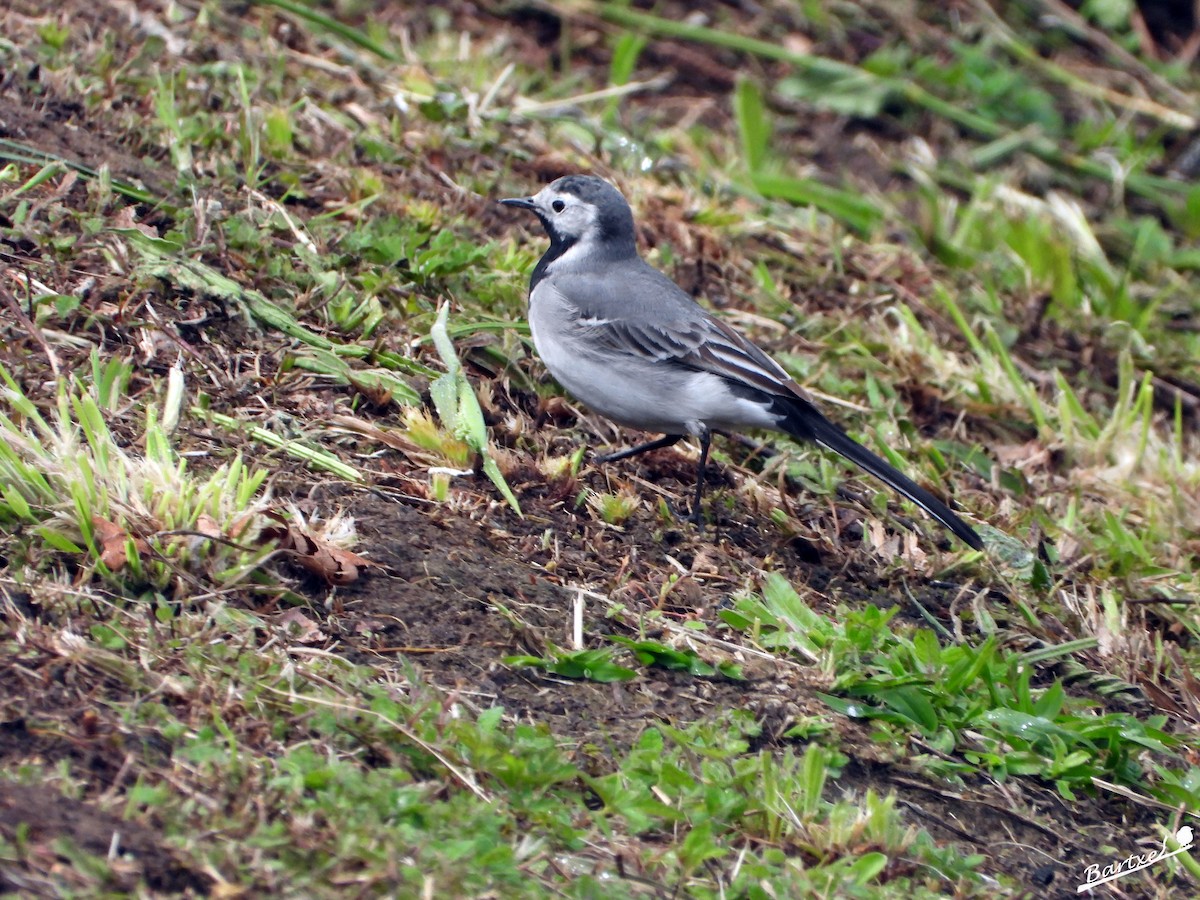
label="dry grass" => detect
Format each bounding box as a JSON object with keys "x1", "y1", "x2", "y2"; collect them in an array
[{"x1": 1, "y1": 1, "x2": 1198, "y2": 897}]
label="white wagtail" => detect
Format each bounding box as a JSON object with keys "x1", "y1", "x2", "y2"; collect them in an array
[{"x1": 501, "y1": 175, "x2": 983, "y2": 550}]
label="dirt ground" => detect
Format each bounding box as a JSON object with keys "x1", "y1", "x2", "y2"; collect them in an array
[
  {"x1": 0, "y1": 1, "x2": 1192, "y2": 897},
  {"x1": 1, "y1": 473, "x2": 1173, "y2": 896}
]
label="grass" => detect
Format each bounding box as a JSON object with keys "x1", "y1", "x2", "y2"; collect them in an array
[
  {"x1": 1, "y1": 0, "x2": 1198, "y2": 897},
  {"x1": 724, "y1": 573, "x2": 1187, "y2": 803},
  {"x1": 0, "y1": 354, "x2": 275, "y2": 592}
]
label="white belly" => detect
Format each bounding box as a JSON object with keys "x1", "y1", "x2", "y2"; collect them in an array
[{"x1": 528, "y1": 301, "x2": 777, "y2": 436}]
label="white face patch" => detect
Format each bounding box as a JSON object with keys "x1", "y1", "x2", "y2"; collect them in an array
[{"x1": 533, "y1": 187, "x2": 601, "y2": 247}]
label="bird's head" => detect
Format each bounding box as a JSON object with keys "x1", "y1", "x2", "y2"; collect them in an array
[{"x1": 501, "y1": 175, "x2": 637, "y2": 261}]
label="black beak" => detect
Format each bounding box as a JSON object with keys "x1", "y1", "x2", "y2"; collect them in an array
[{"x1": 500, "y1": 197, "x2": 538, "y2": 211}]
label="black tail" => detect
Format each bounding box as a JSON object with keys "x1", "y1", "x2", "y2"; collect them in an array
[{"x1": 780, "y1": 402, "x2": 983, "y2": 550}]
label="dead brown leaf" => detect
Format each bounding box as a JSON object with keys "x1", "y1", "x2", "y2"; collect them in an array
[
  {"x1": 90, "y1": 514, "x2": 149, "y2": 571},
  {"x1": 263, "y1": 510, "x2": 376, "y2": 585},
  {"x1": 112, "y1": 205, "x2": 159, "y2": 239},
  {"x1": 194, "y1": 514, "x2": 222, "y2": 538}
]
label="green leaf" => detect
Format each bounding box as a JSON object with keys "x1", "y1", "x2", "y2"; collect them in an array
[
  {"x1": 733, "y1": 77, "x2": 771, "y2": 173},
  {"x1": 1082, "y1": 0, "x2": 1133, "y2": 31},
  {"x1": 429, "y1": 303, "x2": 522, "y2": 516},
  {"x1": 480, "y1": 455, "x2": 522, "y2": 516},
  {"x1": 609, "y1": 636, "x2": 741, "y2": 679},
  {"x1": 776, "y1": 68, "x2": 895, "y2": 117},
  {"x1": 846, "y1": 851, "x2": 889, "y2": 884},
  {"x1": 1032, "y1": 681, "x2": 1065, "y2": 719},
  {"x1": 880, "y1": 687, "x2": 939, "y2": 735},
  {"x1": 750, "y1": 172, "x2": 882, "y2": 235},
  {"x1": 1, "y1": 484, "x2": 35, "y2": 522},
  {"x1": 255, "y1": 0, "x2": 400, "y2": 61},
  {"x1": 816, "y1": 693, "x2": 867, "y2": 718},
  {"x1": 504, "y1": 648, "x2": 637, "y2": 683},
  {"x1": 112, "y1": 227, "x2": 184, "y2": 255},
  {"x1": 609, "y1": 33, "x2": 646, "y2": 87},
  {"x1": 911, "y1": 629, "x2": 941, "y2": 669},
  {"x1": 980, "y1": 709, "x2": 1080, "y2": 748},
  {"x1": 90, "y1": 623, "x2": 128, "y2": 650},
  {"x1": 428, "y1": 372, "x2": 459, "y2": 435},
  {"x1": 678, "y1": 820, "x2": 726, "y2": 869},
  {"x1": 292, "y1": 350, "x2": 422, "y2": 406},
  {"x1": 455, "y1": 371, "x2": 489, "y2": 448},
  {"x1": 199, "y1": 408, "x2": 363, "y2": 482},
  {"x1": 36, "y1": 527, "x2": 84, "y2": 553},
  {"x1": 1030, "y1": 558, "x2": 1051, "y2": 591},
  {"x1": 943, "y1": 638, "x2": 996, "y2": 694}
]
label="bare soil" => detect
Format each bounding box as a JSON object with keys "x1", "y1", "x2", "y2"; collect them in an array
[{"x1": 0, "y1": 1, "x2": 1189, "y2": 897}]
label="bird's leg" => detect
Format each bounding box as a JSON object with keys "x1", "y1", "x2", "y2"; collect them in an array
[
  {"x1": 689, "y1": 428, "x2": 711, "y2": 529},
  {"x1": 594, "y1": 433, "x2": 684, "y2": 464}
]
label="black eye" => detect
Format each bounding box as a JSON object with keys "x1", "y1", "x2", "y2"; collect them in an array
[{"x1": 551, "y1": 199, "x2": 566, "y2": 213}]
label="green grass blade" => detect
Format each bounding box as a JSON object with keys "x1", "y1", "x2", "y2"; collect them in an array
[
  {"x1": 429, "y1": 304, "x2": 522, "y2": 517},
  {"x1": 254, "y1": 0, "x2": 400, "y2": 61},
  {"x1": 199, "y1": 408, "x2": 364, "y2": 483}
]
